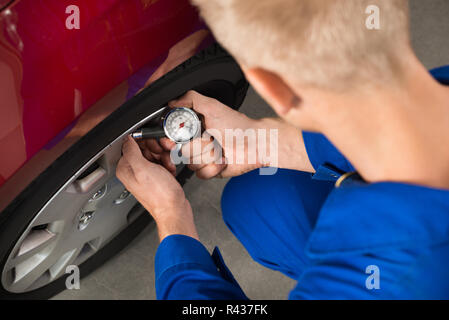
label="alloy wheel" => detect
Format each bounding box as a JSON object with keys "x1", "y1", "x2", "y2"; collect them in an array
[{"x1": 1, "y1": 107, "x2": 167, "y2": 293}]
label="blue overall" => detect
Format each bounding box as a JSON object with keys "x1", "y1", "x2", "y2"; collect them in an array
[{"x1": 154, "y1": 66, "x2": 449, "y2": 299}]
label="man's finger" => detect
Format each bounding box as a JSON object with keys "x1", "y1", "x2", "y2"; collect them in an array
[
  {"x1": 144, "y1": 138, "x2": 164, "y2": 154},
  {"x1": 187, "y1": 162, "x2": 208, "y2": 172},
  {"x1": 142, "y1": 148, "x2": 156, "y2": 162},
  {"x1": 168, "y1": 90, "x2": 215, "y2": 115},
  {"x1": 180, "y1": 134, "x2": 214, "y2": 160},
  {"x1": 121, "y1": 136, "x2": 148, "y2": 171},
  {"x1": 159, "y1": 137, "x2": 176, "y2": 151},
  {"x1": 161, "y1": 151, "x2": 177, "y2": 176},
  {"x1": 137, "y1": 140, "x2": 146, "y2": 150},
  {"x1": 168, "y1": 90, "x2": 196, "y2": 109},
  {"x1": 195, "y1": 163, "x2": 227, "y2": 180},
  {"x1": 116, "y1": 157, "x2": 136, "y2": 186}
]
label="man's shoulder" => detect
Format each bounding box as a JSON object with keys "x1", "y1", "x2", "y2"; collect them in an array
[{"x1": 307, "y1": 181, "x2": 449, "y2": 257}]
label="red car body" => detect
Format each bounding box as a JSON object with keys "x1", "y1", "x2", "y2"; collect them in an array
[{"x1": 0, "y1": 0, "x2": 209, "y2": 211}]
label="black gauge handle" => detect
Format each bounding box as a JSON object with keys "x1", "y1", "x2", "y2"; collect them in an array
[{"x1": 131, "y1": 127, "x2": 166, "y2": 140}]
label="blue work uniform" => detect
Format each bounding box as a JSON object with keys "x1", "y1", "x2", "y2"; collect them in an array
[{"x1": 154, "y1": 66, "x2": 449, "y2": 299}]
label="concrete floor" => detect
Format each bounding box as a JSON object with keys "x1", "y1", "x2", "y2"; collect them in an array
[{"x1": 54, "y1": 0, "x2": 449, "y2": 300}]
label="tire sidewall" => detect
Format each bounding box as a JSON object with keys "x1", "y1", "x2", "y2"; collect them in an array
[{"x1": 0, "y1": 46, "x2": 248, "y2": 299}]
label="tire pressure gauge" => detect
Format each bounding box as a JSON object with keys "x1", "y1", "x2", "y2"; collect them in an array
[
  {"x1": 163, "y1": 107, "x2": 201, "y2": 144},
  {"x1": 131, "y1": 107, "x2": 201, "y2": 144}
]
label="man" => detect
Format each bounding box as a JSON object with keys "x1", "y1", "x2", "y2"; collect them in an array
[{"x1": 116, "y1": 0, "x2": 449, "y2": 299}]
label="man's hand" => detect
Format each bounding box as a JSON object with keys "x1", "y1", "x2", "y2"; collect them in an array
[
  {"x1": 136, "y1": 137, "x2": 177, "y2": 176},
  {"x1": 168, "y1": 91, "x2": 314, "y2": 179},
  {"x1": 169, "y1": 91, "x2": 263, "y2": 179},
  {"x1": 116, "y1": 136, "x2": 198, "y2": 241}
]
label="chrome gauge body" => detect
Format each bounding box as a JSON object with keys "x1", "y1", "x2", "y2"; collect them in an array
[{"x1": 163, "y1": 107, "x2": 201, "y2": 144}]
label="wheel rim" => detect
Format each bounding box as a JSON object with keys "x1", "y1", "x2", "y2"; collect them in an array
[{"x1": 1, "y1": 107, "x2": 167, "y2": 293}]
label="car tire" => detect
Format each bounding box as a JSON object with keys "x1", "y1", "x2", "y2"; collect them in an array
[{"x1": 0, "y1": 43, "x2": 248, "y2": 299}]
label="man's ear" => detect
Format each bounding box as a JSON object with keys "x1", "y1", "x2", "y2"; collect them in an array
[{"x1": 244, "y1": 67, "x2": 301, "y2": 115}]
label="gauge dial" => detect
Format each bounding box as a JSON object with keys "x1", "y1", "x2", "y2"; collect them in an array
[{"x1": 163, "y1": 107, "x2": 201, "y2": 143}]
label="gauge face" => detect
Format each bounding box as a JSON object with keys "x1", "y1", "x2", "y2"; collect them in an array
[{"x1": 163, "y1": 108, "x2": 201, "y2": 143}]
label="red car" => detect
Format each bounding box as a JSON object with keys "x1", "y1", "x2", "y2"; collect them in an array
[{"x1": 0, "y1": 0, "x2": 248, "y2": 299}]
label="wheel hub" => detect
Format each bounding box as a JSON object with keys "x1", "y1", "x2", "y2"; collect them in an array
[
  {"x1": 78, "y1": 211, "x2": 95, "y2": 231},
  {"x1": 1, "y1": 107, "x2": 167, "y2": 293}
]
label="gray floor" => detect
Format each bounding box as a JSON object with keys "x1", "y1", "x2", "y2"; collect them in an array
[{"x1": 54, "y1": 0, "x2": 449, "y2": 300}]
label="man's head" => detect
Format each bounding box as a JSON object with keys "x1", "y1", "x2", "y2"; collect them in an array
[{"x1": 192, "y1": 0, "x2": 412, "y2": 130}]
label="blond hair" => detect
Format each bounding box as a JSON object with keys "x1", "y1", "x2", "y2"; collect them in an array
[{"x1": 192, "y1": 0, "x2": 410, "y2": 90}]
